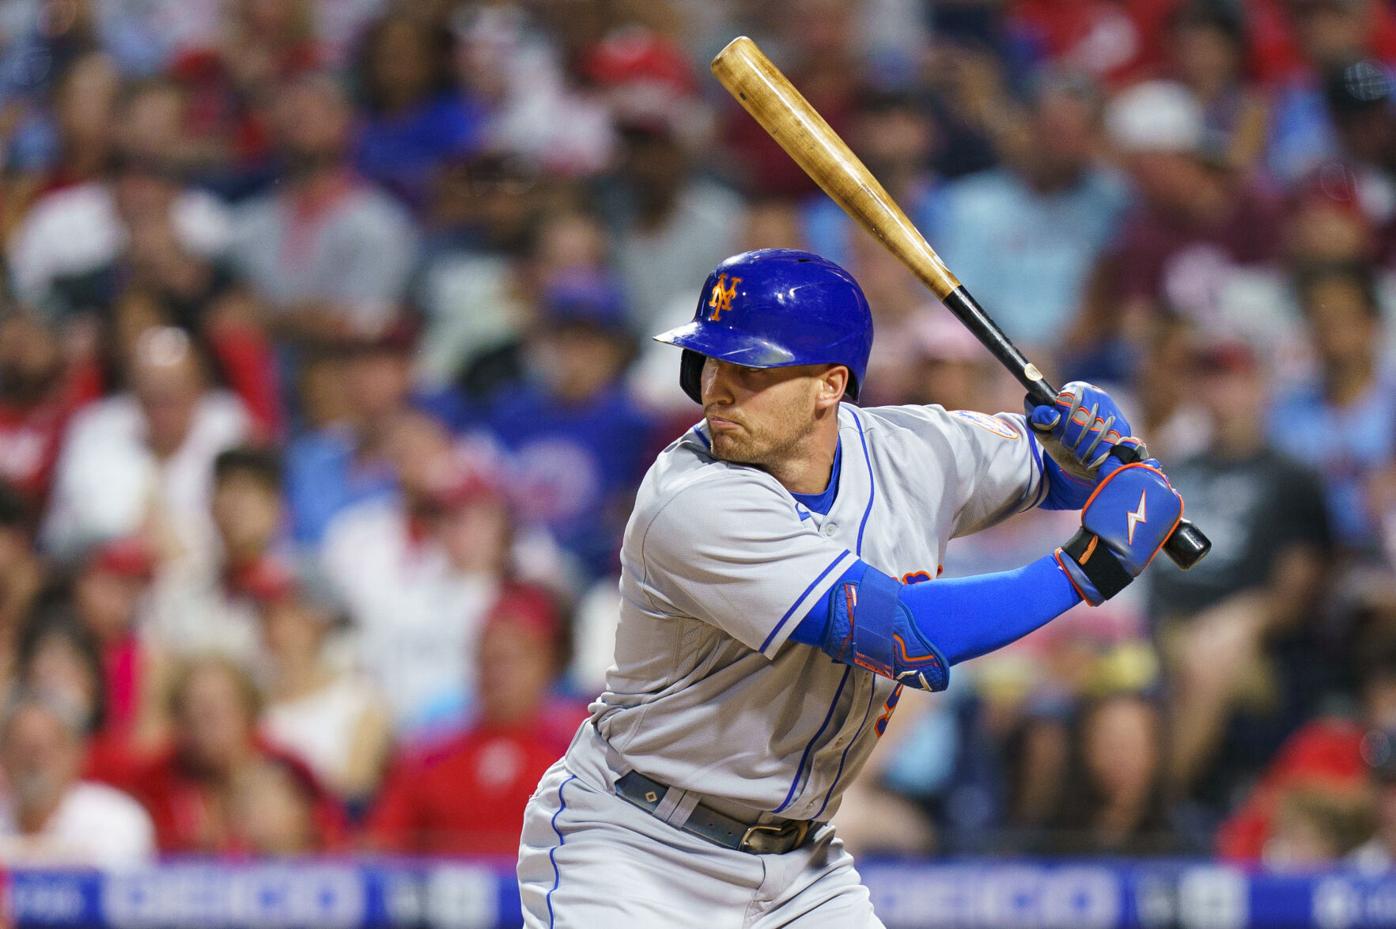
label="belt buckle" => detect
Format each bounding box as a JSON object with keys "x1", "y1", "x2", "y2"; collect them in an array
[{"x1": 739, "y1": 820, "x2": 810, "y2": 854}]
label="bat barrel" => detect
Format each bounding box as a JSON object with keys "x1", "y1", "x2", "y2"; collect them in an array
[{"x1": 711, "y1": 36, "x2": 962, "y2": 301}]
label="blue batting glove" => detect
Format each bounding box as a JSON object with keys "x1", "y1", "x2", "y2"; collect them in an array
[
  {"x1": 1055, "y1": 456, "x2": 1183, "y2": 605},
  {"x1": 1025, "y1": 381, "x2": 1142, "y2": 475}
]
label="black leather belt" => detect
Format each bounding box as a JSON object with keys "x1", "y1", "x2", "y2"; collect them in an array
[{"x1": 614, "y1": 770, "x2": 813, "y2": 855}]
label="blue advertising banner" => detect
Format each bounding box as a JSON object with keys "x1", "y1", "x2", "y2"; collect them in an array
[{"x1": 7, "y1": 859, "x2": 1396, "y2": 929}]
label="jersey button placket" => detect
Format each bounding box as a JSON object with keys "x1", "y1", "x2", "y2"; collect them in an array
[{"x1": 820, "y1": 520, "x2": 838, "y2": 537}]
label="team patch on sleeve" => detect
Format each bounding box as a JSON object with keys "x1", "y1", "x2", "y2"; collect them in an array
[{"x1": 952, "y1": 410, "x2": 1022, "y2": 440}]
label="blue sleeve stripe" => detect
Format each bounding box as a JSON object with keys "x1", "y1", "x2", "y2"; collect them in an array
[
  {"x1": 545, "y1": 773, "x2": 577, "y2": 928},
  {"x1": 851, "y1": 409, "x2": 876, "y2": 556},
  {"x1": 758, "y1": 549, "x2": 852, "y2": 654},
  {"x1": 773, "y1": 665, "x2": 852, "y2": 814},
  {"x1": 811, "y1": 683, "x2": 879, "y2": 821}
]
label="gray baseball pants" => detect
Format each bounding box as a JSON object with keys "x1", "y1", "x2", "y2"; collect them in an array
[{"x1": 517, "y1": 730, "x2": 885, "y2": 928}]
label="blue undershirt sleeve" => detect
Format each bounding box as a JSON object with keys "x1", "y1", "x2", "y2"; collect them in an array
[{"x1": 790, "y1": 555, "x2": 1083, "y2": 683}]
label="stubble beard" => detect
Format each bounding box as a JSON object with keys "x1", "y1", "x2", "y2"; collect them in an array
[{"x1": 708, "y1": 397, "x2": 815, "y2": 471}]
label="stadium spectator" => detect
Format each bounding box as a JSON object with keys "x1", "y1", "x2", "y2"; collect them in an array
[
  {"x1": 16, "y1": 610, "x2": 105, "y2": 739},
  {"x1": 1319, "y1": 59, "x2": 1396, "y2": 231},
  {"x1": 34, "y1": 139, "x2": 283, "y2": 436},
  {"x1": 1279, "y1": 165, "x2": 1382, "y2": 348},
  {"x1": 870, "y1": 308, "x2": 996, "y2": 413},
  {"x1": 228, "y1": 755, "x2": 332, "y2": 856},
  {"x1": 6, "y1": 79, "x2": 233, "y2": 313},
  {"x1": 227, "y1": 72, "x2": 417, "y2": 340},
  {"x1": 351, "y1": 12, "x2": 485, "y2": 213},
  {"x1": 1150, "y1": 340, "x2": 1333, "y2": 811},
  {"x1": 1042, "y1": 692, "x2": 1176, "y2": 856},
  {"x1": 283, "y1": 325, "x2": 414, "y2": 546},
  {"x1": 70, "y1": 536, "x2": 165, "y2": 759},
  {"x1": 1217, "y1": 639, "x2": 1396, "y2": 861},
  {"x1": 0, "y1": 690, "x2": 155, "y2": 866},
  {"x1": 453, "y1": 3, "x2": 613, "y2": 176},
  {"x1": 1072, "y1": 80, "x2": 1285, "y2": 375},
  {"x1": 0, "y1": 50, "x2": 119, "y2": 238},
  {"x1": 411, "y1": 149, "x2": 536, "y2": 393},
  {"x1": 320, "y1": 412, "x2": 502, "y2": 738},
  {"x1": 112, "y1": 78, "x2": 206, "y2": 181},
  {"x1": 112, "y1": 655, "x2": 345, "y2": 854},
  {"x1": 0, "y1": 311, "x2": 101, "y2": 507},
  {"x1": 367, "y1": 584, "x2": 585, "y2": 856},
  {"x1": 413, "y1": 187, "x2": 600, "y2": 400},
  {"x1": 1163, "y1": 1, "x2": 1270, "y2": 174},
  {"x1": 474, "y1": 273, "x2": 658, "y2": 577},
  {"x1": 0, "y1": 0, "x2": 105, "y2": 160},
  {"x1": 1119, "y1": 313, "x2": 1211, "y2": 463},
  {"x1": 41, "y1": 326, "x2": 252, "y2": 563},
  {"x1": 166, "y1": 0, "x2": 320, "y2": 194},
  {"x1": 0, "y1": 480, "x2": 45, "y2": 676},
  {"x1": 438, "y1": 205, "x2": 618, "y2": 409},
  {"x1": 1269, "y1": 262, "x2": 1395, "y2": 552},
  {"x1": 1263, "y1": 784, "x2": 1374, "y2": 868},
  {"x1": 603, "y1": 96, "x2": 742, "y2": 332},
  {"x1": 1349, "y1": 729, "x2": 1396, "y2": 870},
  {"x1": 143, "y1": 445, "x2": 285, "y2": 666},
  {"x1": 1264, "y1": 0, "x2": 1396, "y2": 184},
  {"x1": 842, "y1": 236, "x2": 952, "y2": 408},
  {"x1": 249, "y1": 558, "x2": 392, "y2": 804},
  {"x1": 936, "y1": 70, "x2": 1128, "y2": 351},
  {"x1": 1250, "y1": 0, "x2": 1396, "y2": 87}
]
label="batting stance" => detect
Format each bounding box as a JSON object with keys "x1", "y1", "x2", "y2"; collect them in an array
[{"x1": 518, "y1": 249, "x2": 1182, "y2": 927}]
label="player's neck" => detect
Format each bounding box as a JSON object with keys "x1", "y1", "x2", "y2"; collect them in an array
[{"x1": 764, "y1": 412, "x2": 841, "y2": 496}]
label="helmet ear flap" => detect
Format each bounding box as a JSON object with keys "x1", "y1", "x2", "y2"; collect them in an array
[{"x1": 679, "y1": 350, "x2": 705, "y2": 403}]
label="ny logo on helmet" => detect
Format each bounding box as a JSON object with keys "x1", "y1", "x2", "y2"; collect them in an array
[{"x1": 707, "y1": 274, "x2": 742, "y2": 321}]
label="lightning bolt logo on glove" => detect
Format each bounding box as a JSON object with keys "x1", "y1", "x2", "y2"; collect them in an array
[{"x1": 1126, "y1": 490, "x2": 1147, "y2": 545}]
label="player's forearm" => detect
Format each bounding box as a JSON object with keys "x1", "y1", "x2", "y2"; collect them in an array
[
  {"x1": 900, "y1": 556, "x2": 1082, "y2": 662},
  {"x1": 789, "y1": 556, "x2": 1082, "y2": 690}
]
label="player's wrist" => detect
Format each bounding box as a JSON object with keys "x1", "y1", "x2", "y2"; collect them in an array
[
  {"x1": 1055, "y1": 532, "x2": 1129, "y2": 606},
  {"x1": 1038, "y1": 441, "x2": 1094, "y2": 510}
]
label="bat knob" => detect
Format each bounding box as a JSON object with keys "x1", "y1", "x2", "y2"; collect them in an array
[{"x1": 1164, "y1": 520, "x2": 1210, "y2": 569}]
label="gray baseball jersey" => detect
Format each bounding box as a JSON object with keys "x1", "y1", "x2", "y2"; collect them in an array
[{"x1": 589, "y1": 402, "x2": 1046, "y2": 822}]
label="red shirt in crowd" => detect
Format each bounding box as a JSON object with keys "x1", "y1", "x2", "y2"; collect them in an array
[
  {"x1": 369, "y1": 705, "x2": 587, "y2": 858},
  {"x1": 1216, "y1": 717, "x2": 1367, "y2": 861},
  {"x1": 0, "y1": 359, "x2": 101, "y2": 506},
  {"x1": 101, "y1": 742, "x2": 347, "y2": 855},
  {"x1": 170, "y1": 43, "x2": 321, "y2": 169},
  {"x1": 1244, "y1": 0, "x2": 1396, "y2": 87}
]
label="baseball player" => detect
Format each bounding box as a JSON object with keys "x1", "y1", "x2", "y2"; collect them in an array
[{"x1": 517, "y1": 249, "x2": 1183, "y2": 927}]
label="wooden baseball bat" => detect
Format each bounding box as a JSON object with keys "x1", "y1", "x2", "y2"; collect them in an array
[{"x1": 711, "y1": 35, "x2": 1210, "y2": 569}]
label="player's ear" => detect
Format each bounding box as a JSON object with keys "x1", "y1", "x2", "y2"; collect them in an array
[{"x1": 814, "y1": 365, "x2": 849, "y2": 410}]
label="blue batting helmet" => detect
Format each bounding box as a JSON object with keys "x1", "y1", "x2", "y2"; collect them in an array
[{"x1": 653, "y1": 249, "x2": 874, "y2": 404}]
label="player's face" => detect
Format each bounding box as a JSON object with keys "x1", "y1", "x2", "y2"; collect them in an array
[{"x1": 700, "y1": 359, "x2": 828, "y2": 467}]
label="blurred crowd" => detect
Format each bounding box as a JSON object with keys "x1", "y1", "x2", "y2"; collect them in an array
[{"x1": 0, "y1": 0, "x2": 1394, "y2": 870}]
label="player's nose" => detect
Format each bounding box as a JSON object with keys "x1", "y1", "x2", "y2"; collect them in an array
[{"x1": 700, "y1": 357, "x2": 737, "y2": 404}]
